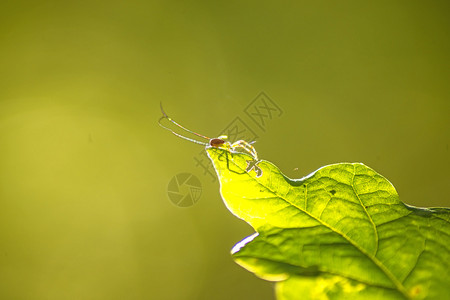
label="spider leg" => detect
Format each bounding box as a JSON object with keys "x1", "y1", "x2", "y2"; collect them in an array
[
  {"x1": 231, "y1": 140, "x2": 263, "y2": 177},
  {"x1": 223, "y1": 143, "x2": 246, "y2": 175},
  {"x1": 230, "y1": 140, "x2": 259, "y2": 161},
  {"x1": 216, "y1": 140, "x2": 262, "y2": 177}
]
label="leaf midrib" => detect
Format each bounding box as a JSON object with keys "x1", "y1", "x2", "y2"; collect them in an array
[{"x1": 351, "y1": 164, "x2": 379, "y2": 255}]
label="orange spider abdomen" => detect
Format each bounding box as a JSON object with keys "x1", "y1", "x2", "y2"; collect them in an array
[{"x1": 210, "y1": 138, "x2": 225, "y2": 147}]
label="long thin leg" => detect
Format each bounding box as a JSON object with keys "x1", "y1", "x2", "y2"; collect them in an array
[
  {"x1": 230, "y1": 140, "x2": 259, "y2": 161},
  {"x1": 158, "y1": 117, "x2": 209, "y2": 146},
  {"x1": 160, "y1": 103, "x2": 211, "y2": 140}
]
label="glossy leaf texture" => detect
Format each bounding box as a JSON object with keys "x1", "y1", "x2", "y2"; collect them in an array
[{"x1": 207, "y1": 148, "x2": 450, "y2": 300}]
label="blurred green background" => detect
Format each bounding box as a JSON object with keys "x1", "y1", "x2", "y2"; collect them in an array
[{"x1": 0, "y1": 1, "x2": 449, "y2": 299}]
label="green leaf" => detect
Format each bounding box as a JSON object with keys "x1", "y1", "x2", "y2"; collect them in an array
[{"x1": 206, "y1": 148, "x2": 450, "y2": 300}]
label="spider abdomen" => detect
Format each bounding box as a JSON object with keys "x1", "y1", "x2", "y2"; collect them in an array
[{"x1": 210, "y1": 138, "x2": 226, "y2": 147}]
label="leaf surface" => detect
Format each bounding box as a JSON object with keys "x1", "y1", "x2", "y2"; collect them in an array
[{"x1": 207, "y1": 148, "x2": 450, "y2": 300}]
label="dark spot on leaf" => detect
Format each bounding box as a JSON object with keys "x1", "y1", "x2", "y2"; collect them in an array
[
  {"x1": 330, "y1": 190, "x2": 336, "y2": 195},
  {"x1": 410, "y1": 285, "x2": 422, "y2": 296}
]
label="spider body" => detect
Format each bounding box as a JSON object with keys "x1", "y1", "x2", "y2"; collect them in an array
[{"x1": 209, "y1": 138, "x2": 226, "y2": 147}]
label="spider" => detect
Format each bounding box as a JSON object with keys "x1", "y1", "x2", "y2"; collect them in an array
[{"x1": 158, "y1": 103, "x2": 259, "y2": 162}]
